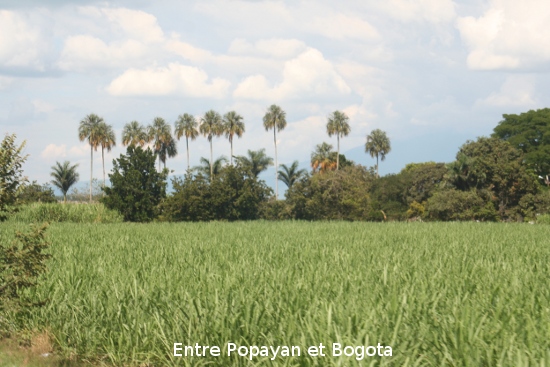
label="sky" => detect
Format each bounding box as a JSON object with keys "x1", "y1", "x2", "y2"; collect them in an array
[{"x1": 1, "y1": 0, "x2": 550, "y2": 189}]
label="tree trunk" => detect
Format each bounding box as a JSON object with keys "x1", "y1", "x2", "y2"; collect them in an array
[
  {"x1": 186, "y1": 137, "x2": 190, "y2": 171},
  {"x1": 274, "y1": 128, "x2": 278, "y2": 199},
  {"x1": 210, "y1": 137, "x2": 213, "y2": 179},
  {"x1": 376, "y1": 154, "x2": 379, "y2": 178},
  {"x1": 230, "y1": 135, "x2": 233, "y2": 165},
  {"x1": 337, "y1": 135, "x2": 340, "y2": 170},
  {"x1": 90, "y1": 145, "x2": 93, "y2": 203},
  {"x1": 102, "y1": 146, "x2": 105, "y2": 192}
]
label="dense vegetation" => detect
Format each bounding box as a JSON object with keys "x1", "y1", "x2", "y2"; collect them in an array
[{"x1": 0, "y1": 222, "x2": 548, "y2": 366}]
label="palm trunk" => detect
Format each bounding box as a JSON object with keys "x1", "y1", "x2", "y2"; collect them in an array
[
  {"x1": 102, "y1": 146, "x2": 105, "y2": 192},
  {"x1": 158, "y1": 155, "x2": 161, "y2": 172},
  {"x1": 90, "y1": 145, "x2": 93, "y2": 203},
  {"x1": 337, "y1": 135, "x2": 340, "y2": 170},
  {"x1": 63, "y1": 193, "x2": 67, "y2": 204},
  {"x1": 230, "y1": 136, "x2": 233, "y2": 165},
  {"x1": 186, "y1": 137, "x2": 190, "y2": 171},
  {"x1": 274, "y1": 128, "x2": 278, "y2": 199},
  {"x1": 210, "y1": 137, "x2": 213, "y2": 179},
  {"x1": 376, "y1": 154, "x2": 379, "y2": 178}
]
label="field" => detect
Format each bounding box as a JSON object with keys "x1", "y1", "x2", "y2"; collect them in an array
[{"x1": 1, "y1": 221, "x2": 550, "y2": 366}]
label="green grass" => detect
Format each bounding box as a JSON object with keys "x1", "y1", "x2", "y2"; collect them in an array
[
  {"x1": 2, "y1": 222, "x2": 550, "y2": 366},
  {"x1": 7, "y1": 203, "x2": 122, "y2": 224}
]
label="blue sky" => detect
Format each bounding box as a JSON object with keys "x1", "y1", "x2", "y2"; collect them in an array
[{"x1": 1, "y1": 0, "x2": 550, "y2": 187}]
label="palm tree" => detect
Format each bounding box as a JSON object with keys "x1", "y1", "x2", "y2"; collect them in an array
[
  {"x1": 223, "y1": 111, "x2": 245, "y2": 165},
  {"x1": 311, "y1": 142, "x2": 337, "y2": 173},
  {"x1": 278, "y1": 161, "x2": 307, "y2": 189},
  {"x1": 194, "y1": 156, "x2": 228, "y2": 180},
  {"x1": 199, "y1": 110, "x2": 223, "y2": 178},
  {"x1": 326, "y1": 111, "x2": 351, "y2": 170},
  {"x1": 365, "y1": 129, "x2": 391, "y2": 177},
  {"x1": 234, "y1": 149, "x2": 273, "y2": 178},
  {"x1": 122, "y1": 121, "x2": 148, "y2": 147},
  {"x1": 78, "y1": 113, "x2": 103, "y2": 202},
  {"x1": 174, "y1": 113, "x2": 199, "y2": 171},
  {"x1": 148, "y1": 117, "x2": 176, "y2": 170},
  {"x1": 97, "y1": 122, "x2": 116, "y2": 188},
  {"x1": 263, "y1": 105, "x2": 287, "y2": 199},
  {"x1": 50, "y1": 161, "x2": 79, "y2": 203}
]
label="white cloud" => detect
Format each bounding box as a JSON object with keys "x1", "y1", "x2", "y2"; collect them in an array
[
  {"x1": 107, "y1": 63, "x2": 231, "y2": 98},
  {"x1": 377, "y1": 0, "x2": 456, "y2": 23},
  {"x1": 100, "y1": 7, "x2": 164, "y2": 43},
  {"x1": 477, "y1": 76, "x2": 537, "y2": 107},
  {"x1": 0, "y1": 10, "x2": 47, "y2": 70},
  {"x1": 0, "y1": 76, "x2": 13, "y2": 90},
  {"x1": 69, "y1": 144, "x2": 89, "y2": 157},
  {"x1": 228, "y1": 38, "x2": 307, "y2": 59},
  {"x1": 41, "y1": 144, "x2": 67, "y2": 160},
  {"x1": 305, "y1": 13, "x2": 379, "y2": 40},
  {"x1": 457, "y1": 0, "x2": 550, "y2": 70},
  {"x1": 233, "y1": 48, "x2": 351, "y2": 101}
]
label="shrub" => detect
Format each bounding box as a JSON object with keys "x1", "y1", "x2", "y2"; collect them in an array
[
  {"x1": 8, "y1": 203, "x2": 122, "y2": 224},
  {"x1": 426, "y1": 189, "x2": 499, "y2": 221}
]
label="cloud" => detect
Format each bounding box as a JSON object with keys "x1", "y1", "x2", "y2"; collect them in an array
[
  {"x1": 107, "y1": 63, "x2": 231, "y2": 98},
  {"x1": 0, "y1": 10, "x2": 48, "y2": 70},
  {"x1": 0, "y1": 76, "x2": 13, "y2": 89},
  {"x1": 375, "y1": 0, "x2": 456, "y2": 23},
  {"x1": 476, "y1": 75, "x2": 537, "y2": 107},
  {"x1": 304, "y1": 13, "x2": 379, "y2": 40},
  {"x1": 233, "y1": 48, "x2": 351, "y2": 101},
  {"x1": 457, "y1": 0, "x2": 550, "y2": 70},
  {"x1": 41, "y1": 144, "x2": 67, "y2": 160},
  {"x1": 228, "y1": 38, "x2": 307, "y2": 59}
]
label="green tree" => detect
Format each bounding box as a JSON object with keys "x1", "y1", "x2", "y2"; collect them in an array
[
  {"x1": 148, "y1": 117, "x2": 177, "y2": 170},
  {"x1": 234, "y1": 149, "x2": 273, "y2": 179},
  {"x1": 365, "y1": 129, "x2": 391, "y2": 177},
  {"x1": 278, "y1": 161, "x2": 307, "y2": 189},
  {"x1": 200, "y1": 110, "x2": 223, "y2": 178},
  {"x1": 326, "y1": 111, "x2": 351, "y2": 170},
  {"x1": 492, "y1": 108, "x2": 550, "y2": 183},
  {"x1": 311, "y1": 142, "x2": 337, "y2": 173},
  {"x1": 223, "y1": 111, "x2": 245, "y2": 165},
  {"x1": 78, "y1": 114, "x2": 103, "y2": 202},
  {"x1": 102, "y1": 146, "x2": 167, "y2": 222},
  {"x1": 122, "y1": 121, "x2": 148, "y2": 147},
  {"x1": 174, "y1": 113, "x2": 199, "y2": 171},
  {"x1": 263, "y1": 104, "x2": 287, "y2": 199},
  {"x1": 194, "y1": 156, "x2": 228, "y2": 180},
  {"x1": 18, "y1": 181, "x2": 56, "y2": 204},
  {"x1": 50, "y1": 161, "x2": 79, "y2": 203},
  {"x1": 97, "y1": 122, "x2": 116, "y2": 188},
  {"x1": 0, "y1": 134, "x2": 28, "y2": 220}
]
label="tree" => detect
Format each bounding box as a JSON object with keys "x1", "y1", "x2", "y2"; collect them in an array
[
  {"x1": 174, "y1": 113, "x2": 199, "y2": 171},
  {"x1": 278, "y1": 161, "x2": 307, "y2": 190},
  {"x1": 200, "y1": 110, "x2": 223, "y2": 178},
  {"x1": 326, "y1": 111, "x2": 351, "y2": 170},
  {"x1": 234, "y1": 149, "x2": 273, "y2": 178},
  {"x1": 102, "y1": 146, "x2": 167, "y2": 222},
  {"x1": 492, "y1": 108, "x2": 550, "y2": 184},
  {"x1": 50, "y1": 161, "x2": 79, "y2": 203},
  {"x1": 78, "y1": 114, "x2": 103, "y2": 202},
  {"x1": 122, "y1": 121, "x2": 148, "y2": 147},
  {"x1": 263, "y1": 105, "x2": 287, "y2": 199},
  {"x1": 311, "y1": 142, "x2": 337, "y2": 173},
  {"x1": 365, "y1": 129, "x2": 391, "y2": 177},
  {"x1": 148, "y1": 117, "x2": 177, "y2": 170},
  {"x1": 223, "y1": 111, "x2": 245, "y2": 165},
  {"x1": 0, "y1": 134, "x2": 28, "y2": 220},
  {"x1": 18, "y1": 181, "x2": 56, "y2": 204},
  {"x1": 97, "y1": 122, "x2": 116, "y2": 188},
  {"x1": 194, "y1": 156, "x2": 228, "y2": 181}
]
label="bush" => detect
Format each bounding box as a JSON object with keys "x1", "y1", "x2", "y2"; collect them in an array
[
  {"x1": 425, "y1": 189, "x2": 499, "y2": 221},
  {"x1": 8, "y1": 203, "x2": 122, "y2": 223},
  {"x1": 17, "y1": 181, "x2": 57, "y2": 204}
]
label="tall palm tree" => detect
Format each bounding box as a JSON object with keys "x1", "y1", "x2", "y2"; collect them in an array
[
  {"x1": 122, "y1": 121, "x2": 148, "y2": 147},
  {"x1": 97, "y1": 122, "x2": 116, "y2": 188},
  {"x1": 365, "y1": 129, "x2": 391, "y2": 177},
  {"x1": 78, "y1": 113, "x2": 103, "y2": 202},
  {"x1": 234, "y1": 149, "x2": 273, "y2": 178},
  {"x1": 199, "y1": 110, "x2": 223, "y2": 178},
  {"x1": 194, "y1": 156, "x2": 228, "y2": 180},
  {"x1": 311, "y1": 142, "x2": 337, "y2": 173},
  {"x1": 263, "y1": 105, "x2": 287, "y2": 199},
  {"x1": 148, "y1": 117, "x2": 176, "y2": 170},
  {"x1": 278, "y1": 161, "x2": 307, "y2": 189},
  {"x1": 50, "y1": 161, "x2": 79, "y2": 203},
  {"x1": 223, "y1": 111, "x2": 245, "y2": 165},
  {"x1": 326, "y1": 111, "x2": 351, "y2": 170},
  {"x1": 174, "y1": 113, "x2": 199, "y2": 171}
]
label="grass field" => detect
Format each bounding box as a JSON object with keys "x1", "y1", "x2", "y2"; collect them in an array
[{"x1": 1, "y1": 221, "x2": 550, "y2": 366}]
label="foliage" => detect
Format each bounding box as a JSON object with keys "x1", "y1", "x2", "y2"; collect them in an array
[
  {"x1": 406, "y1": 201, "x2": 425, "y2": 219},
  {"x1": 536, "y1": 214, "x2": 550, "y2": 224},
  {"x1": 258, "y1": 198, "x2": 293, "y2": 220},
  {"x1": 326, "y1": 110, "x2": 351, "y2": 170},
  {"x1": 200, "y1": 110, "x2": 224, "y2": 178},
  {"x1": 234, "y1": 149, "x2": 273, "y2": 178},
  {"x1": 286, "y1": 164, "x2": 375, "y2": 220},
  {"x1": 78, "y1": 113, "x2": 103, "y2": 202},
  {"x1": 0, "y1": 134, "x2": 28, "y2": 221},
  {"x1": 492, "y1": 108, "x2": 550, "y2": 179},
  {"x1": 50, "y1": 161, "x2": 79, "y2": 203},
  {"x1": 17, "y1": 181, "x2": 56, "y2": 205},
  {"x1": 446, "y1": 137, "x2": 538, "y2": 219},
  {"x1": 278, "y1": 161, "x2": 307, "y2": 189},
  {"x1": 122, "y1": 121, "x2": 148, "y2": 147},
  {"x1": 194, "y1": 156, "x2": 228, "y2": 180},
  {"x1": 263, "y1": 104, "x2": 287, "y2": 198},
  {"x1": 162, "y1": 165, "x2": 272, "y2": 221},
  {"x1": 426, "y1": 189, "x2": 499, "y2": 221},
  {"x1": 66, "y1": 179, "x2": 103, "y2": 202},
  {"x1": 7, "y1": 203, "x2": 122, "y2": 224},
  {"x1": 310, "y1": 142, "x2": 352, "y2": 173},
  {"x1": 223, "y1": 111, "x2": 245, "y2": 164},
  {"x1": 0, "y1": 223, "x2": 50, "y2": 328},
  {"x1": 400, "y1": 162, "x2": 448, "y2": 205},
  {"x1": 367, "y1": 173, "x2": 409, "y2": 221},
  {"x1": 97, "y1": 121, "x2": 116, "y2": 187},
  {"x1": 5, "y1": 222, "x2": 550, "y2": 366},
  {"x1": 174, "y1": 113, "x2": 199, "y2": 170},
  {"x1": 516, "y1": 190, "x2": 550, "y2": 220},
  {"x1": 102, "y1": 146, "x2": 167, "y2": 222},
  {"x1": 148, "y1": 117, "x2": 177, "y2": 170},
  {"x1": 365, "y1": 129, "x2": 391, "y2": 177}
]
